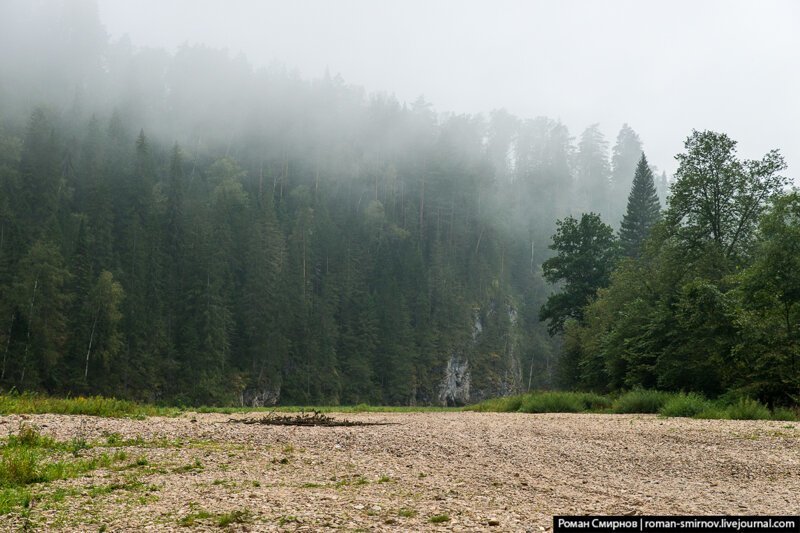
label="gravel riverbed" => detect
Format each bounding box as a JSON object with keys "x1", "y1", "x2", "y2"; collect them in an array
[{"x1": 1, "y1": 412, "x2": 797, "y2": 531}]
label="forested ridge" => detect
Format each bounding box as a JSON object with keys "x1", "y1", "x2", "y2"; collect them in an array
[{"x1": 0, "y1": 2, "x2": 795, "y2": 407}]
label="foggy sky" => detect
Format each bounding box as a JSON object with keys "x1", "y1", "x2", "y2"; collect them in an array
[{"x1": 96, "y1": 0, "x2": 800, "y2": 177}]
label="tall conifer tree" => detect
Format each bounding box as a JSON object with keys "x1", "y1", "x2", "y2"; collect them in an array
[{"x1": 619, "y1": 153, "x2": 661, "y2": 257}]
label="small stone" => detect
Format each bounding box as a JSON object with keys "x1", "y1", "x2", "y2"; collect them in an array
[{"x1": 488, "y1": 519, "x2": 501, "y2": 526}]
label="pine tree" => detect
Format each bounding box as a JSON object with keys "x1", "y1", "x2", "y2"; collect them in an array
[{"x1": 619, "y1": 153, "x2": 661, "y2": 257}]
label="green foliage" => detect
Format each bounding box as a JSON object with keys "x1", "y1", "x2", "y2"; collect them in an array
[
  {"x1": 178, "y1": 510, "x2": 213, "y2": 527},
  {"x1": 0, "y1": 393, "x2": 174, "y2": 417},
  {"x1": 468, "y1": 391, "x2": 611, "y2": 413},
  {"x1": 722, "y1": 398, "x2": 771, "y2": 420},
  {"x1": 0, "y1": 6, "x2": 795, "y2": 410},
  {"x1": 668, "y1": 131, "x2": 787, "y2": 261},
  {"x1": 540, "y1": 213, "x2": 619, "y2": 334},
  {"x1": 429, "y1": 514, "x2": 451, "y2": 524},
  {"x1": 216, "y1": 509, "x2": 252, "y2": 527},
  {"x1": 520, "y1": 392, "x2": 610, "y2": 413},
  {"x1": 557, "y1": 131, "x2": 796, "y2": 406},
  {"x1": 659, "y1": 393, "x2": 711, "y2": 417},
  {"x1": 612, "y1": 389, "x2": 672, "y2": 413},
  {"x1": 469, "y1": 390, "x2": 795, "y2": 421},
  {"x1": 619, "y1": 153, "x2": 661, "y2": 257},
  {"x1": 0, "y1": 425, "x2": 129, "y2": 515},
  {"x1": 467, "y1": 395, "x2": 525, "y2": 412},
  {"x1": 771, "y1": 408, "x2": 798, "y2": 422}
]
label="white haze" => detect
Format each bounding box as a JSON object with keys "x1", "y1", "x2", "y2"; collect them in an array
[{"x1": 96, "y1": 0, "x2": 800, "y2": 178}]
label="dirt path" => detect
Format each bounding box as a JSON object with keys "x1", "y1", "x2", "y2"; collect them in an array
[{"x1": 1, "y1": 412, "x2": 798, "y2": 531}]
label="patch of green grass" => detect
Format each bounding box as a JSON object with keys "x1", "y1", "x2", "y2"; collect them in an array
[
  {"x1": 0, "y1": 447, "x2": 41, "y2": 485},
  {"x1": 518, "y1": 392, "x2": 608, "y2": 413},
  {"x1": 216, "y1": 509, "x2": 251, "y2": 527},
  {"x1": 468, "y1": 391, "x2": 610, "y2": 413},
  {"x1": 112, "y1": 450, "x2": 128, "y2": 462},
  {"x1": 467, "y1": 395, "x2": 525, "y2": 412},
  {"x1": 0, "y1": 426, "x2": 129, "y2": 515},
  {"x1": 771, "y1": 408, "x2": 798, "y2": 422},
  {"x1": 0, "y1": 487, "x2": 32, "y2": 515},
  {"x1": 0, "y1": 393, "x2": 176, "y2": 418},
  {"x1": 87, "y1": 479, "x2": 145, "y2": 497},
  {"x1": 278, "y1": 515, "x2": 299, "y2": 526},
  {"x1": 693, "y1": 406, "x2": 728, "y2": 419},
  {"x1": 659, "y1": 393, "x2": 711, "y2": 417},
  {"x1": 722, "y1": 398, "x2": 771, "y2": 420},
  {"x1": 172, "y1": 459, "x2": 203, "y2": 474},
  {"x1": 377, "y1": 475, "x2": 391, "y2": 483},
  {"x1": 469, "y1": 390, "x2": 799, "y2": 421},
  {"x1": 429, "y1": 514, "x2": 450, "y2": 523},
  {"x1": 613, "y1": 389, "x2": 674, "y2": 414},
  {"x1": 397, "y1": 508, "x2": 417, "y2": 518},
  {"x1": 178, "y1": 510, "x2": 213, "y2": 527},
  {"x1": 335, "y1": 476, "x2": 368, "y2": 488}
]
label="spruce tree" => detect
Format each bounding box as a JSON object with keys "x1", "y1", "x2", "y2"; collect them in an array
[{"x1": 619, "y1": 153, "x2": 661, "y2": 257}]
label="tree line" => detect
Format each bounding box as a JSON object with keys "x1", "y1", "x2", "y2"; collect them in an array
[{"x1": 541, "y1": 131, "x2": 797, "y2": 406}]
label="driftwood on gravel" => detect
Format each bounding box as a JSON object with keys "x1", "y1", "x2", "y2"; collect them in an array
[{"x1": 228, "y1": 410, "x2": 395, "y2": 427}]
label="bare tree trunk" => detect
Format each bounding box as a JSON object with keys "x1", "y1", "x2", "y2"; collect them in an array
[
  {"x1": 530, "y1": 238, "x2": 535, "y2": 274},
  {"x1": 20, "y1": 278, "x2": 38, "y2": 384},
  {"x1": 302, "y1": 231, "x2": 306, "y2": 302},
  {"x1": 528, "y1": 352, "x2": 535, "y2": 392},
  {"x1": 84, "y1": 312, "x2": 99, "y2": 380},
  {"x1": 1, "y1": 312, "x2": 15, "y2": 380},
  {"x1": 474, "y1": 226, "x2": 485, "y2": 255}
]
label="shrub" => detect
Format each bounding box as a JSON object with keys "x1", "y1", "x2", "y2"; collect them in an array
[
  {"x1": 694, "y1": 407, "x2": 729, "y2": 420},
  {"x1": 0, "y1": 392, "x2": 174, "y2": 418},
  {"x1": 519, "y1": 392, "x2": 585, "y2": 413},
  {"x1": 660, "y1": 393, "x2": 710, "y2": 417},
  {"x1": 724, "y1": 398, "x2": 771, "y2": 420},
  {"x1": 613, "y1": 390, "x2": 673, "y2": 414},
  {"x1": 0, "y1": 448, "x2": 41, "y2": 486},
  {"x1": 467, "y1": 395, "x2": 524, "y2": 412},
  {"x1": 771, "y1": 407, "x2": 798, "y2": 421}
]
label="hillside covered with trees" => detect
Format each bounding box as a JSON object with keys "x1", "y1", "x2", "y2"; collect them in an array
[{"x1": 0, "y1": 1, "x2": 795, "y2": 408}]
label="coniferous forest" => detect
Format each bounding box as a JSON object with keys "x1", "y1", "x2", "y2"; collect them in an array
[{"x1": 0, "y1": 2, "x2": 796, "y2": 407}]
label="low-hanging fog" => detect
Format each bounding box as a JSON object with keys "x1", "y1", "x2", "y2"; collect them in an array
[
  {"x1": 0, "y1": 0, "x2": 797, "y2": 406},
  {"x1": 94, "y1": 0, "x2": 800, "y2": 177}
]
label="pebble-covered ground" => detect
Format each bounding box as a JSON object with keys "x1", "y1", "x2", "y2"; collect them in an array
[{"x1": 0, "y1": 412, "x2": 798, "y2": 531}]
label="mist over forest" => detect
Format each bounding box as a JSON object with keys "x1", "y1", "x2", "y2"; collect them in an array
[{"x1": 0, "y1": 1, "x2": 796, "y2": 407}]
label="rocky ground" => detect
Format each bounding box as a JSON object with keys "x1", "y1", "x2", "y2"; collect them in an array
[{"x1": 0, "y1": 412, "x2": 798, "y2": 531}]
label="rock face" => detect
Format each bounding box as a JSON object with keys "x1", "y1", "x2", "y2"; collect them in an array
[
  {"x1": 241, "y1": 384, "x2": 281, "y2": 407},
  {"x1": 438, "y1": 354, "x2": 471, "y2": 406},
  {"x1": 438, "y1": 300, "x2": 523, "y2": 405}
]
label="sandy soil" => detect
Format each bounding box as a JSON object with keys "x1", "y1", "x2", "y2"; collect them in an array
[{"x1": 0, "y1": 412, "x2": 798, "y2": 531}]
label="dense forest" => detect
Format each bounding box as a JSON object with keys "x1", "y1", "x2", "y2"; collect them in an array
[{"x1": 0, "y1": 1, "x2": 795, "y2": 407}]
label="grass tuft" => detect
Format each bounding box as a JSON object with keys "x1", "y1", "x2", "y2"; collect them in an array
[
  {"x1": 0, "y1": 393, "x2": 175, "y2": 418},
  {"x1": 722, "y1": 398, "x2": 771, "y2": 420},
  {"x1": 659, "y1": 393, "x2": 710, "y2": 417},
  {"x1": 217, "y1": 509, "x2": 251, "y2": 527},
  {"x1": 613, "y1": 390, "x2": 673, "y2": 414}
]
